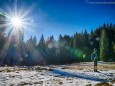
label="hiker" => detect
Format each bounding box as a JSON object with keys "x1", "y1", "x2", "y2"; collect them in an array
[{"x1": 91, "y1": 48, "x2": 98, "y2": 72}]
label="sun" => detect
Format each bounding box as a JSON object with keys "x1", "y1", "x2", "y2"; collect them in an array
[
  {"x1": 3, "y1": 1, "x2": 35, "y2": 35},
  {"x1": 10, "y1": 16, "x2": 23, "y2": 28}
]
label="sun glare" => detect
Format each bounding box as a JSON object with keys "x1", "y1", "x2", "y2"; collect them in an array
[
  {"x1": 11, "y1": 17, "x2": 23, "y2": 28},
  {"x1": 3, "y1": 1, "x2": 35, "y2": 35}
]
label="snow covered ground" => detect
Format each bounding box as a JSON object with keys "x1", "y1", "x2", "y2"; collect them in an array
[{"x1": 0, "y1": 62, "x2": 115, "y2": 86}]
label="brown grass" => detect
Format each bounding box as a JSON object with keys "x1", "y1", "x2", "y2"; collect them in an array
[
  {"x1": 67, "y1": 62, "x2": 115, "y2": 71},
  {"x1": 94, "y1": 82, "x2": 112, "y2": 86}
]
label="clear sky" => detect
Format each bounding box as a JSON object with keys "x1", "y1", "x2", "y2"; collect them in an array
[{"x1": 0, "y1": 0, "x2": 115, "y2": 41}]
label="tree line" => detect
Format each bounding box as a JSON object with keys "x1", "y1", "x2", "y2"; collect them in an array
[{"x1": 0, "y1": 22, "x2": 115, "y2": 66}]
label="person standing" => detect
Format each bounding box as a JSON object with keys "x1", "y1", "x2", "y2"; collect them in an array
[{"x1": 91, "y1": 48, "x2": 98, "y2": 72}]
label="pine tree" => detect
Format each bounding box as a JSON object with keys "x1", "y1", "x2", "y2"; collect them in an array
[
  {"x1": 18, "y1": 28, "x2": 24, "y2": 65},
  {"x1": 50, "y1": 35, "x2": 55, "y2": 47},
  {"x1": 63, "y1": 35, "x2": 71, "y2": 46},
  {"x1": 73, "y1": 33, "x2": 83, "y2": 48},
  {"x1": 0, "y1": 14, "x2": 6, "y2": 65},
  {"x1": 103, "y1": 23, "x2": 106, "y2": 28},
  {"x1": 84, "y1": 29, "x2": 89, "y2": 46},
  {"x1": 111, "y1": 42, "x2": 115, "y2": 61},
  {"x1": 0, "y1": 14, "x2": 6, "y2": 51},
  {"x1": 91, "y1": 30, "x2": 94, "y2": 35},
  {"x1": 113, "y1": 43, "x2": 115, "y2": 53},
  {"x1": 33, "y1": 35, "x2": 37, "y2": 47},
  {"x1": 100, "y1": 29, "x2": 109, "y2": 61},
  {"x1": 58, "y1": 34, "x2": 63, "y2": 48},
  {"x1": 38, "y1": 34, "x2": 45, "y2": 49}
]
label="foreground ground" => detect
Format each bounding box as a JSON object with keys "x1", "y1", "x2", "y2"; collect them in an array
[{"x1": 0, "y1": 62, "x2": 115, "y2": 86}]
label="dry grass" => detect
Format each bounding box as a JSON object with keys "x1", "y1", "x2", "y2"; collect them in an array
[
  {"x1": 67, "y1": 62, "x2": 115, "y2": 71},
  {"x1": 0, "y1": 67, "x2": 32, "y2": 72},
  {"x1": 0, "y1": 62, "x2": 115, "y2": 72},
  {"x1": 94, "y1": 82, "x2": 112, "y2": 86}
]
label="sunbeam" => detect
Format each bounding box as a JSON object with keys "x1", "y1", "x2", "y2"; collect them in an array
[
  {"x1": 2, "y1": 1, "x2": 35, "y2": 35},
  {"x1": 0, "y1": 1, "x2": 37, "y2": 65}
]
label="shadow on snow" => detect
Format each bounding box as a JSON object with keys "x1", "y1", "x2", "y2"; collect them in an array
[{"x1": 51, "y1": 69, "x2": 110, "y2": 82}]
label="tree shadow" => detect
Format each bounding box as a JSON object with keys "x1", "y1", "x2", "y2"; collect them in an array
[{"x1": 51, "y1": 69, "x2": 110, "y2": 82}]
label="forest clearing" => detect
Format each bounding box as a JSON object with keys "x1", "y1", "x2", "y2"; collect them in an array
[{"x1": 0, "y1": 62, "x2": 115, "y2": 86}]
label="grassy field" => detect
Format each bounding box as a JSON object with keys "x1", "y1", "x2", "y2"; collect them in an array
[
  {"x1": 0, "y1": 62, "x2": 115, "y2": 86},
  {"x1": 67, "y1": 62, "x2": 115, "y2": 71}
]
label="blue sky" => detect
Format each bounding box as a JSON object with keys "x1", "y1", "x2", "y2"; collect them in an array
[{"x1": 0, "y1": 0, "x2": 115, "y2": 41}]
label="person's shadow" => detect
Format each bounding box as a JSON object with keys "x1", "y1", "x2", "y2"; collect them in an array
[
  {"x1": 51, "y1": 69, "x2": 114, "y2": 82},
  {"x1": 96, "y1": 71, "x2": 114, "y2": 77}
]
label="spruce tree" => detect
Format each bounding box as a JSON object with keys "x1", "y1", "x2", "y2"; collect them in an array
[
  {"x1": 58, "y1": 34, "x2": 63, "y2": 48},
  {"x1": 38, "y1": 34, "x2": 45, "y2": 50},
  {"x1": 100, "y1": 29, "x2": 109, "y2": 61},
  {"x1": 33, "y1": 36, "x2": 37, "y2": 47},
  {"x1": 111, "y1": 42, "x2": 115, "y2": 61},
  {"x1": 113, "y1": 44, "x2": 115, "y2": 53}
]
